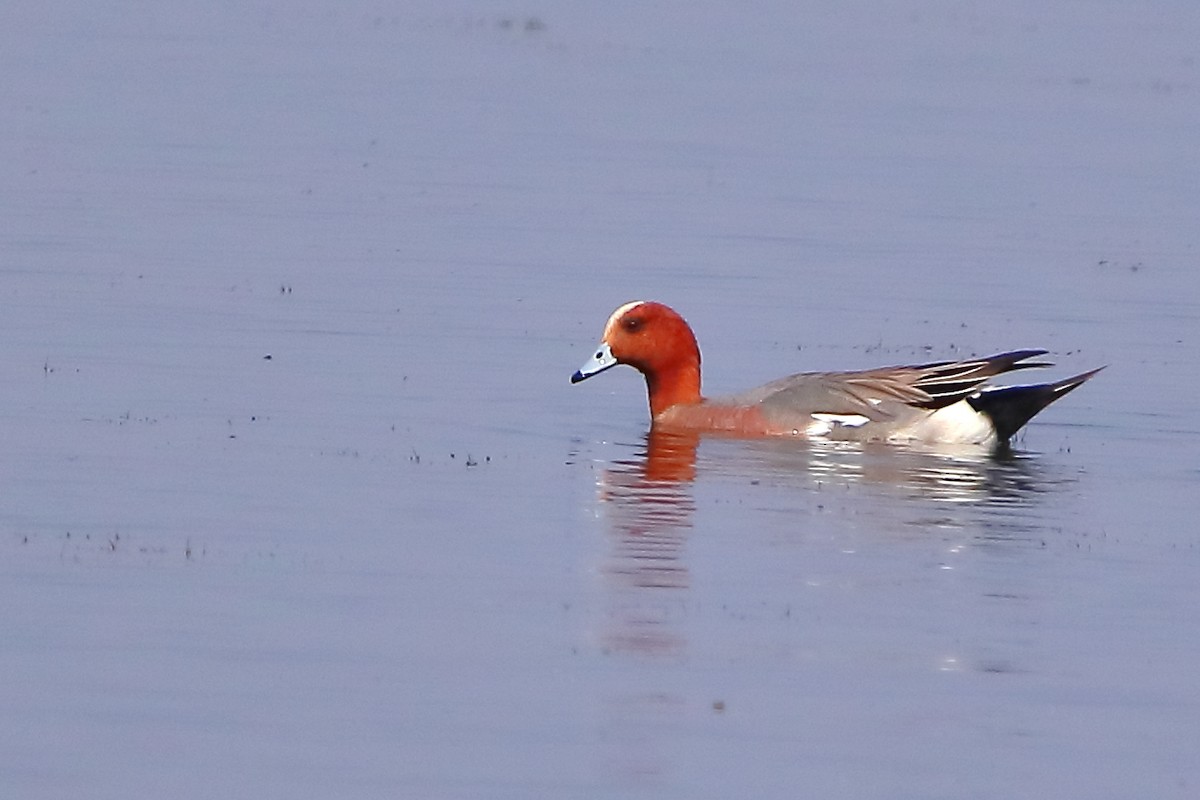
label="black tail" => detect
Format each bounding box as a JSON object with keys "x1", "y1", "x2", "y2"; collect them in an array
[{"x1": 967, "y1": 367, "x2": 1104, "y2": 442}]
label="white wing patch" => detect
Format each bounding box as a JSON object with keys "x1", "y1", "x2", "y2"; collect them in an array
[
  {"x1": 811, "y1": 413, "x2": 870, "y2": 427},
  {"x1": 807, "y1": 412, "x2": 870, "y2": 437}
]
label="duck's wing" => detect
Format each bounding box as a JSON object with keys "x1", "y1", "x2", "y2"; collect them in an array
[
  {"x1": 898, "y1": 349, "x2": 1053, "y2": 409},
  {"x1": 739, "y1": 350, "x2": 1053, "y2": 425}
]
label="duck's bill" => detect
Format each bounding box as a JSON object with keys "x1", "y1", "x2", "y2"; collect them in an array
[{"x1": 571, "y1": 341, "x2": 618, "y2": 383}]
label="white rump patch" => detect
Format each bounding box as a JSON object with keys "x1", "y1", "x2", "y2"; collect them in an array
[{"x1": 889, "y1": 401, "x2": 996, "y2": 445}]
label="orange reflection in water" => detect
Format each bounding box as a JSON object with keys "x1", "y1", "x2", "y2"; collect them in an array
[
  {"x1": 595, "y1": 429, "x2": 699, "y2": 658},
  {"x1": 585, "y1": 428, "x2": 1065, "y2": 789},
  {"x1": 591, "y1": 428, "x2": 1061, "y2": 660}
]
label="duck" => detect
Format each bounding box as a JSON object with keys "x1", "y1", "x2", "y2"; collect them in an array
[{"x1": 571, "y1": 301, "x2": 1102, "y2": 447}]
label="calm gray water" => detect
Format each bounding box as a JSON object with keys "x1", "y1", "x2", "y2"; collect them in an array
[{"x1": 3, "y1": 2, "x2": 1198, "y2": 798}]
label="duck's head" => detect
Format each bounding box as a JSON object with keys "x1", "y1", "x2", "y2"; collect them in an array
[{"x1": 572, "y1": 301, "x2": 702, "y2": 416}]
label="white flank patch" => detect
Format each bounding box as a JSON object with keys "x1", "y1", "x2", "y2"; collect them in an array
[
  {"x1": 811, "y1": 413, "x2": 870, "y2": 427},
  {"x1": 891, "y1": 401, "x2": 996, "y2": 445},
  {"x1": 806, "y1": 412, "x2": 870, "y2": 437}
]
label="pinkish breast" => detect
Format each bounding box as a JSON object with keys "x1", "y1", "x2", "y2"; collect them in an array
[{"x1": 652, "y1": 402, "x2": 784, "y2": 437}]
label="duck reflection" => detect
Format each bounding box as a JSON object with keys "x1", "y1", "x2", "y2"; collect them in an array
[
  {"x1": 598, "y1": 430, "x2": 699, "y2": 592},
  {"x1": 734, "y1": 437, "x2": 1063, "y2": 508},
  {"x1": 588, "y1": 430, "x2": 1070, "y2": 785},
  {"x1": 594, "y1": 430, "x2": 699, "y2": 658},
  {"x1": 593, "y1": 430, "x2": 1068, "y2": 658},
  {"x1": 598, "y1": 429, "x2": 1058, "y2": 513}
]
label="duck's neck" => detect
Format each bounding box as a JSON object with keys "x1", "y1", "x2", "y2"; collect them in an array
[{"x1": 646, "y1": 362, "x2": 702, "y2": 418}]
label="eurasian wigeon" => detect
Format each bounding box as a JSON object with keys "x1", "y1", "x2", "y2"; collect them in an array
[{"x1": 572, "y1": 301, "x2": 1101, "y2": 447}]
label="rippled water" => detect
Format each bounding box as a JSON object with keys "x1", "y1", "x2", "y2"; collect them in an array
[{"x1": 3, "y1": 2, "x2": 1198, "y2": 798}]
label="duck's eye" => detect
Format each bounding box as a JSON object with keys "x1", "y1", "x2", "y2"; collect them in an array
[{"x1": 622, "y1": 317, "x2": 643, "y2": 333}]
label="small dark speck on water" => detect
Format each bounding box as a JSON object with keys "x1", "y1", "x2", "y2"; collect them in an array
[
  {"x1": 263, "y1": 354, "x2": 272, "y2": 360},
  {"x1": 497, "y1": 16, "x2": 546, "y2": 33},
  {"x1": 712, "y1": 700, "x2": 726, "y2": 713}
]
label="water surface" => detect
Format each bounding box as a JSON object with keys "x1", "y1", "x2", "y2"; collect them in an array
[{"x1": 2, "y1": 2, "x2": 1198, "y2": 798}]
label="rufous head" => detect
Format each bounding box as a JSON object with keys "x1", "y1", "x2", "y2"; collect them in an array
[{"x1": 571, "y1": 301, "x2": 702, "y2": 416}]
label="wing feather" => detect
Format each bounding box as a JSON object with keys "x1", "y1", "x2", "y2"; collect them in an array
[{"x1": 735, "y1": 350, "x2": 1054, "y2": 424}]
